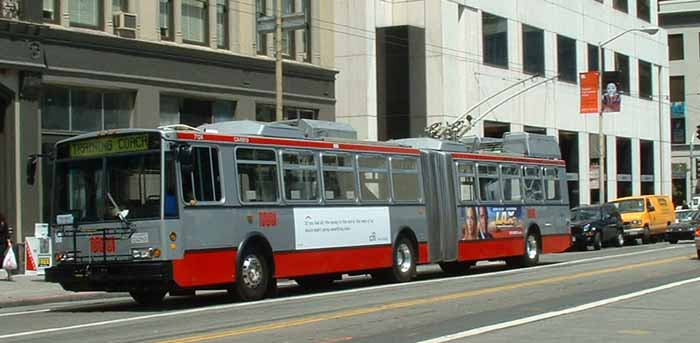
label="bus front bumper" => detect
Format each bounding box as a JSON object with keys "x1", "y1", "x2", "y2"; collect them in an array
[{"x1": 45, "y1": 261, "x2": 173, "y2": 292}]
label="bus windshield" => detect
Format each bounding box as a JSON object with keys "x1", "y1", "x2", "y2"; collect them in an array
[
  {"x1": 52, "y1": 133, "x2": 169, "y2": 223},
  {"x1": 55, "y1": 153, "x2": 162, "y2": 223},
  {"x1": 612, "y1": 199, "x2": 645, "y2": 214}
]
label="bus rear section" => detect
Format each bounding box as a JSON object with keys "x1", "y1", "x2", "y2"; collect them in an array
[{"x1": 395, "y1": 133, "x2": 571, "y2": 272}]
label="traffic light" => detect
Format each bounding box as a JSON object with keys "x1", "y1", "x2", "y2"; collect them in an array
[{"x1": 696, "y1": 124, "x2": 700, "y2": 140}]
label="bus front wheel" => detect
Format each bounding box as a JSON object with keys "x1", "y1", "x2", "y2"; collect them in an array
[{"x1": 235, "y1": 250, "x2": 271, "y2": 301}]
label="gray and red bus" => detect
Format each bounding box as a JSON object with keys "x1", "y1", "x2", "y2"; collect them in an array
[{"x1": 38, "y1": 120, "x2": 571, "y2": 304}]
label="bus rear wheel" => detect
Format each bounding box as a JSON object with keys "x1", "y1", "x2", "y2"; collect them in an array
[
  {"x1": 129, "y1": 289, "x2": 167, "y2": 306},
  {"x1": 235, "y1": 250, "x2": 271, "y2": 301},
  {"x1": 507, "y1": 232, "x2": 540, "y2": 268},
  {"x1": 374, "y1": 236, "x2": 416, "y2": 283}
]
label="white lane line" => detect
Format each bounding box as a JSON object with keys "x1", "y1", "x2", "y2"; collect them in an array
[
  {"x1": 417, "y1": 276, "x2": 700, "y2": 343},
  {"x1": 0, "y1": 309, "x2": 51, "y2": 318},
  {"x1": 0, "y1": 245, "x2": 687, "y2": 339}
]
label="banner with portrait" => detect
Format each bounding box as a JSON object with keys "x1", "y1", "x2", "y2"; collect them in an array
[{"x1": 458, "y1": 206, "x2": 525, "y2": 241}]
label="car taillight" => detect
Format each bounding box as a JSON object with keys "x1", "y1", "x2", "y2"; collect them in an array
[{"x1": 695, "y1": 228, "x2": 700, "y2": 238}]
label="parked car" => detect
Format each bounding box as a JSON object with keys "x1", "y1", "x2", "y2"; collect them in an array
[
  {"x1": 696, "y1": 229, "x2": 700, "y2": 259},
  {"x1": 570, "y1": 204, "x2": 625, "y2": 250},
  {"x1": 610, "y1": 195, "x2": 675, "y2": 244},
  {"x1": 666, "y1": 210, "x2": 700, "y2": 244}
]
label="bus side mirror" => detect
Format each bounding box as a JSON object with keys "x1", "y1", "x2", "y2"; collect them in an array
[
  {"x1": 26, "y1": 155, "x2": 38, "y2": 185},
  {"x1": 177, "y1": 145, "x2": 194, "y2": 175}
]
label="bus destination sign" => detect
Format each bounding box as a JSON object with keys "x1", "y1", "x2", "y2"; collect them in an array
[{"x1": 69, "y1": 134, "x2": 151, "y2": 158}]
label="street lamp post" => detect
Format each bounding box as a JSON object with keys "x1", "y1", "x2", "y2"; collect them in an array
[{"x1": 597, "y1": 27, "x2": 659, "y2": 204}]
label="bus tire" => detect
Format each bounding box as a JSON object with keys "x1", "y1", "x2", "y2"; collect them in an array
[
  {"x1": 235, "y1": 249, "x2": 271, "y2": 302},
  {"x1": 129, "y1": 289, "x2": 167, "y2": 306},
  {"x1": 390, "y1": 236, "x2": 416, "y2": 283},
  {"x1": 507, "y1": 232, "x2": 540, "y2": 268},
  {"x1": 439, "y1": 261, "x2": 471, "y2": 275}
]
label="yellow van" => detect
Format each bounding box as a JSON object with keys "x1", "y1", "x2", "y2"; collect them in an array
[{"x1": 610, "y1": 195, "x2": 675, "y2": 244}]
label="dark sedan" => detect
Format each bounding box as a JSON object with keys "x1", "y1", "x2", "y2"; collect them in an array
[
  {"x1": 570, "y1": 204, "x2": 625, "y2": 250},
  {"x1": 666, "y1": 210, "x2": 700, "y2": 244}
]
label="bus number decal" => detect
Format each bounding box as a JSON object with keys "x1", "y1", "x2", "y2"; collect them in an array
[
  {"x1": 293, "y1": 207, "x2": 391, "y2": 250},
  {"x1": 259, "y1": 211, "x2": 278, "y2": 227}
]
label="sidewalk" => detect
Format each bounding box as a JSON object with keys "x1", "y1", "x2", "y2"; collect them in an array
[{"x1": 0, "y1": 272, "x2": 127, "y2": 308}]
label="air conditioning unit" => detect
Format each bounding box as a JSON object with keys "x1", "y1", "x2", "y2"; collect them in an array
[
  {"x1": 42, "y1": 9, "x2": 54, "y2": 20},
  {"x1": 113, "y1": 12, "x2": 137, "y2": 31}
]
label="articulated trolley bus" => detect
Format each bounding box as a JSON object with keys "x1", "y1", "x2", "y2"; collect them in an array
[{"x1": 40, "y1": 120, "x2": 571, "y2": 304}]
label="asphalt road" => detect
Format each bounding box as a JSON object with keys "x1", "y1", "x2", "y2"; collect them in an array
[{"x1": 0, "y1": 242, "x2": 698, "y2": 343}]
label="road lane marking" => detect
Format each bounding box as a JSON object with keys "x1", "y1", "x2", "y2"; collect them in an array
[
  {"x1": 150, "y1": 255, "x2": 691, "y2": 343},
  {"x1": 417, "y1": 276, "x2": 700, "y2": 343},
  {"x1": 0, "y1": 309, "x2": 51, "y2": 318},
  {"x1": 0, "y1": 246, "x2": 688, "y2": 340}
]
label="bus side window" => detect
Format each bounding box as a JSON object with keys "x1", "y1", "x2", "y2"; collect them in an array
[
  {"x1": 322, "y1": 153, "x2": 356, "y2": 201},
  {"x1": 358, "y1": 155, "x2": 390, "y2": 202},
  {"x1": 181, "y1": 147, "x2": 222, "y2": 204},
  {"x1": 477, "y1": 164, "x2": 500, "y2": 202},
  {"x1": 523, "y1": 166, "x2": 543, "y2": 201},
  {"x1": 282, "y1": 150, "x2": 319, "y2": 202},
  {"x1": 391, "y1": 156, "x2": 422, "y2": 202},
  {"x1": 501, "y1": 165, "x2": 523, "y2": 202},
  {"x1": 236, "y1": 148, "x2": 279, "y2": 203},
  {"x1": 544, "y1": 168, "x2": 561, "y2": 201},
  {"x1": 456, "y1": 162, "x2": 476, "y2": 203}
]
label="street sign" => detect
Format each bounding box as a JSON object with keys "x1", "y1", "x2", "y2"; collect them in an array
[{"x1": 256, "y1": 12, "x2": 308, "y2": 34}]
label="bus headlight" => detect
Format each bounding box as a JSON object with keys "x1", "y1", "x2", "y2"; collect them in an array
[{"x1": 131, "y1": 248, "x2": 154, "y2": 259}]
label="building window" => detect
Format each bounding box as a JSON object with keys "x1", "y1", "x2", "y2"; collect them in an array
[
  {"x1": 557, "y1": 35, "x2": 577, "y2": 83},
  {"x1": 282, "y1": 0, "x2": 296, "y2": 58},
  {"x1": 216, "y1": 0, "x2": 228, "y2": 49},
  {"x1": 42, "y1": 86, "x2": 133, "y2": 132},
  {"x1": 615, "y1": 53, "x2": 630, "y2": 94},
  {"x1": 670, "y1": 76, "x2": 685, "y2": 102},
  {"x1": 255, "y1": 103, "x2": 318, "y2": 122},
  {"x1": 256, "y1": 0, "x2": 267, "y2": 55},
  {"x1": 613, "y1": 0, "x2": 628, "y2": 13},
  {"x1": 636, "y1": 0, "x2": 650, "y2": 22},
  {"x1": 160, "y1": 95, "x2": 236, "y2": 127},
  {"x1": 182, "y1": 0, "x2": 208, "y2": 44},
  {"x1": 69, "y1": 0, "x2": 102, "y2": 28},
  {"x1": 671, "y1": 118, "x2": 685, "y2": 144},
  {"x1": 482, "y1": 12, "x2": 508, "y2": 69},
  {"x1": 112, "y1": 0, "x2": 127, "y2": 12},
  {"x1": 588, "y1": 44, "x2": 599, "y2": 71},
  {"x1": 160, "y1": 0, "x2": 174, "y2": 41},
  {"x1": 522, "y1": 25, "x2": 544, "y2": 75},
  {"x1": 668, "y1": 34, "x2": 684, "y2": 61},
  {"x1": 43, "y1": 0, "x2": 59, "y2": 22},
  {"x1": 638, "y1": 60, "x2": 652, "y2": 100}
]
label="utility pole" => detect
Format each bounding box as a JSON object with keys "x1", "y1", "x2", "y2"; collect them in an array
[{"x1": 275, "y1": 0, "x2": 283, "y2": 122}]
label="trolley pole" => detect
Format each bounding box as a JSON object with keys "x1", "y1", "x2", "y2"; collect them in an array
[{"x1": 275, "y1": 0, "x2": 283, "y2": 122}]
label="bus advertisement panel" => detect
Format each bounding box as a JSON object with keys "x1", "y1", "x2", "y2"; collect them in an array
[{"x1": 459, "y1": 207, "x2": 524, "y2": 241}]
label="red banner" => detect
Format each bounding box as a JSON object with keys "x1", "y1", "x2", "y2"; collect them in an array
[{"x1": 580, "y1": 71, "x2": 600, "y2": 114}]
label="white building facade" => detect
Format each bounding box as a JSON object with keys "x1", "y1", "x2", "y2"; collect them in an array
[
  {"x1": 660, "y1": 0, "x2": 700, "y2": 205},
  {"x1": 334, "y1": 0, "x2": 671, "y2": 207}
]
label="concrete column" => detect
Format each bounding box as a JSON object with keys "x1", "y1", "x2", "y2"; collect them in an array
[
  {"x1": 209, "y1": 0, "x2": 218, "y2": 48},
  {"x1": 631, "y1": 137, "x2": 641, "y2": 195},
  {"x1": 578, "y1": 131, "x2": 591, "y2": 205},
  {"x1": 174, "y1": 0, "x2": 183, "y2": 43},
  {"x1": 134, "y1": 86, "x2": 160, "y2": 128},
  {"x1": 607, "y1": 135, "x2": 617, "y2": 200}
]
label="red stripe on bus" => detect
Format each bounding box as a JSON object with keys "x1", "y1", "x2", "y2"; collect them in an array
[
  {"x1": 175, "y1": 132, "x2": 421, "y2": 155},
  {"x1": 172, "y1": 249, "x2": 237, "y2": 288},
  {"x1": 457, "y1": 238, "x2": 525, "y2": 261},
  {"x1": 274, "y1": 245, "x2": 393, "y2": 278},
  {"x1": 451, "y1": 153, "x2": 566, "y2": 166},
  {"x1": 542, "y1": 234, "x2": 572, "y2": 254},
  {"x1": 418, "y1": 242, "x2": 429, "y2": 264}
]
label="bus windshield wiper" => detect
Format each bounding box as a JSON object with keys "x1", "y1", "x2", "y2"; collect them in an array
[{"x1": 107, "y1": 192, "x2": 132, "y2": 229}]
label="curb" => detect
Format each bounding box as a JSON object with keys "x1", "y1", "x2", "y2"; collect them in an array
[{"x1": 0, "y1": 292, "x2": 129, "y2": 309}]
